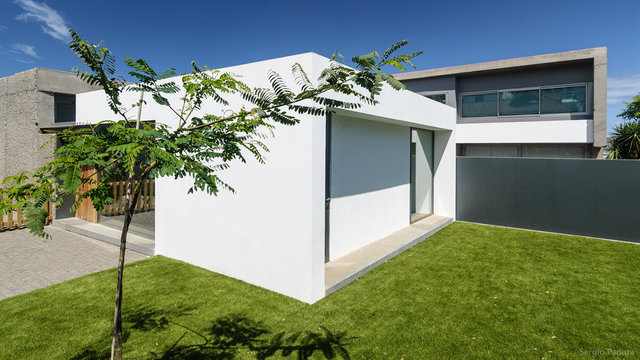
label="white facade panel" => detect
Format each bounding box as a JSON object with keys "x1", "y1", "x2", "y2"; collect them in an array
[
  {"x1": 456, "y1": 120, "x2": 594, "y2": 144},
  {"x1": 329, "y1": 115, "x2": 410, "y2": 261},
  {"x1": 433, "y1": 130, "x2": 456, "y2": 218},
  {"x1": 151, "y1": 54, "x2": 325, "y2": 303}
]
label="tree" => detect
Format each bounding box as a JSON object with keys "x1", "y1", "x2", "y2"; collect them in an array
[
  {"x1": 608, "y1": 93, "x2": 640, "y2": 159},
  {"x1": 0, "y1": 30, "x2": 421, "y2": 360}
]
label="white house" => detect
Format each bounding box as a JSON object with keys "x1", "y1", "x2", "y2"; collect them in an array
[{"x1": 76, "y1": 52, "x2": 456, "y2": 303}]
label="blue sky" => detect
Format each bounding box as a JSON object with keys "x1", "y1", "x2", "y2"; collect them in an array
[{"x1": 0, "y1": 0, "x2": 638, "y2": 131}]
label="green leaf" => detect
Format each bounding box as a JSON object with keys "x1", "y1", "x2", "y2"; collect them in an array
[
  {"x1": 63, "y1": 165, "x2": 82, "y2": 193},
  {"x1": 25, "y1": 205, "x2": 49, "y2": 238},
  {"x1": 375, "y1": 71, "x2": 406, "y2": 91},
  {"x1": 152, "y1": 93, "x2": 170, "y2": 106}
]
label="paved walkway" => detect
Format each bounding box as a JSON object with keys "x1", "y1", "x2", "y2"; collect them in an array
[{"x1": 0, "y1": 226, "x2": 147, "y2": 300}]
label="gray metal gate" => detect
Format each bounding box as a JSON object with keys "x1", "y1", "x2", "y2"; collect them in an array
[{"x1": 456, "y1": 157, "x2": 640, "y2": 243}]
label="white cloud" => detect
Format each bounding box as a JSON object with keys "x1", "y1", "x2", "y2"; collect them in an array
[
  {"x1": 0, "y1": 25, "x2": 7, "y2": 31},
  {"x1": 15, "y1": 0, "x2": 70, "y2": 41},
  {"x1": 608, "y1": 74, "x2": 640, "y2": 105},
  {"x1": 10, "y1": 43, "x2": 39, "y2": 57},
  {"x1": 15, "y1": 58, "x2": 35, "y2": 64}
]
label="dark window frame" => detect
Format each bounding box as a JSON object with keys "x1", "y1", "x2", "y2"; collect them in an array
[
  {"x1": 54, "y1": 93, "x2": 76, "y2": 124},
  {"x1": 462, "y1": 143, "x2": 588, "y2": 158},
  {"x1": 461, "y1": 92, "x2": 498, "y2": 118},
  {"x1": 460, "y1": 83, "x2": 590, "y2": 119},
  {"x1": 423, "y1": 93, "x2": 447, "y2": 104},
  {"x1": 540, "y1": 85, "x2": 588, "y2": 115}
]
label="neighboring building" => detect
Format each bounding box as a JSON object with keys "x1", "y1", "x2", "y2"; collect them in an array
[
  {"x1": 75, "y1": 53, "x2": 457, "y2": 303},
  {"x1": 395, "y1": 48, "x2": 607, "y2": 158},
  {"x1": 0, "y1": 68, "x2": 99, "y2": 180}
]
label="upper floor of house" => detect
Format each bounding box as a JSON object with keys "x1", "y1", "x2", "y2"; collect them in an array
[{"x1": 394, "y1": 48, "x2": 608, "y2": 157}]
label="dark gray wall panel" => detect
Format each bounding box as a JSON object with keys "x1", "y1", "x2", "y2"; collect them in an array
[
  {"x1": 402, "y1": 75, "x2": 457, "y2": 108},
  {"x1": 403, "y1": 75, "x2": 456, "y2": 92},
  {"x1": 456, "y1": 62, "x2": 593, "y2": 93},
  {"x1": 457, "y1": 157, "x2": 640, "y2": 243}
]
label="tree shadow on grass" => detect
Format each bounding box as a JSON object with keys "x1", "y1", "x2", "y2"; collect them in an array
[
  {"x1": 70, "y1": 306, "x2": 353, "y2": 360},
  {"x1": 69, "y1": 304, "x2": 193, "y2": 360}
]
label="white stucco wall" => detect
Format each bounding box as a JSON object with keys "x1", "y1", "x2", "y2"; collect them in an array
[
  {"x1": 329, "y1": 115, "x2": 410, "y2": 261},
  {"x1": 433, "y1": 129, "x2": 456, "y2": 218},
  {"x1": 75, "y1": 52, "x2": 457, "y2": 303},
  {"x1": 77, "y1": 54, "x2": 327, "y2": 303},
  {"x1": 456, "y1": 119, "x2": 594, "y2": 144},
  {"x1": 154, "y1": 55, "x2": 328, "y2": 304}
]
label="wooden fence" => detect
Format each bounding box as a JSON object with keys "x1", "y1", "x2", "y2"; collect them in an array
[
  {"x1": 101, "y1": 178, "x2": 155, "y2": 216},
  {"x1": 0, "y1": 193, "x2": 53, "y2": 232}
]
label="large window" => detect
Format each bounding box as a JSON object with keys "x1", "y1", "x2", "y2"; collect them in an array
[
  {"x1": 463, "y1": 144, "x2": 586, "y2": 158},
  {"x1": 461, "y1": 93, "x2": 498, "y2": 117},
  {"x1": 461, "y1": 84, "x2": 588, "y2": 118},
  {"x1": 465, "y1": 144, "x2": 519, "y2": 157},
  {"x1": 521, "y1": 145, "x2": 585, "y2": 158},
  {"x1": 540, "y1": 86, "x2": 587, "y2": 114},
  {"x1": 54, "y1": 93, "x2": 76, "y2": 123},
  {"x1": 499, "y1": 89, "x2": 539, "y2": 116}
]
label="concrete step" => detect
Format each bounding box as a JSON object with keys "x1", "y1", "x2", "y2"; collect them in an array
[
  {"x1": 325, "y1": 215, "x2": 453, "y2": 296},
  {"x1": 52, "y1": 218, "x2": 154, "y2": 256}
]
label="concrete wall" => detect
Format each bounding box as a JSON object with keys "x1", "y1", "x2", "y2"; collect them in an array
[
  {"x1": 76, "y1": 52, "x2": 457, "y2": 303},
  {"x1": 457, "y1": 157, "x2": 640, "y2": 243},
  {"x1": 0, "y1": 68, "x2": 98, "y2": 180},
  {"x1": 0, "y1": 69, "x2": 45, "y2": 180},
  {"x1": 592, "y1": 49, "x2": 608, "y2": 152}
]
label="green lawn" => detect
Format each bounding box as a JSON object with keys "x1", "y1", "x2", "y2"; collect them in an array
[{"x1": 2, "y1": 222, "x2": 639, "y2": 359}]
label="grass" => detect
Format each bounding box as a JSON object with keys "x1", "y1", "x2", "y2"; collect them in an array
[{"x1": 1, "y1": 222, "x2": 639, "y2": 359}]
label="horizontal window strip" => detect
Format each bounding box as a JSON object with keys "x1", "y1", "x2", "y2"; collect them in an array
[{"x1": 461, "y1": 84, "x2": 588, "y2": 118}]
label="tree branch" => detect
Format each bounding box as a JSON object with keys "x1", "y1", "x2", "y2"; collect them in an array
[{"x1": 181, "y1": 78, "x2": 353, "y2": 132}]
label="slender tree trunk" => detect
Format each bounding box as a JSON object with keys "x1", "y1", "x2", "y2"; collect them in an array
[
  {"x1": 110, "y1": 92, "x2": 145, "y2": 360},
  {"x1": 110, "y1": 179, "x2": 144, "y2": 360}
]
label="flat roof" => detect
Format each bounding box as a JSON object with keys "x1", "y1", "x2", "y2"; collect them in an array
[{"x1": 394, "y1": 47, "x2": 607, "y2": 80}]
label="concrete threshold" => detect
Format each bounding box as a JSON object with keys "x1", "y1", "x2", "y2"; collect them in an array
[
  {"x1": 325, "y1": 214, "x2": 453, "y2": 296},
  {"x1": 52, "y1": 218, "x2": 155, "y2": 256}
]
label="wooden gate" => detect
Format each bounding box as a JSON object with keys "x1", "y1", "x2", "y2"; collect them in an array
[
  {"x1": 73, "y1": 166, "x2": 156, "y2": 222},
  {"x1": 75, "y1": 165, "x2": 99, "y2": 223}
]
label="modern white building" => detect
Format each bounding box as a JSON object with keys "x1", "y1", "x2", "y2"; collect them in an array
[{"x1": 76, "y1": 53, "x2": 457, "y2": 303}]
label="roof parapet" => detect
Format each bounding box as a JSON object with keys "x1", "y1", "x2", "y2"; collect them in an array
[{"x1": 394, "y1": 47, "x2": 607, "y2": 80}]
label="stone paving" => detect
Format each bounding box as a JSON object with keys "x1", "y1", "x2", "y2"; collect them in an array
[{"x1": 0, "y1": 226, "x2": 147, "y2": 300}]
